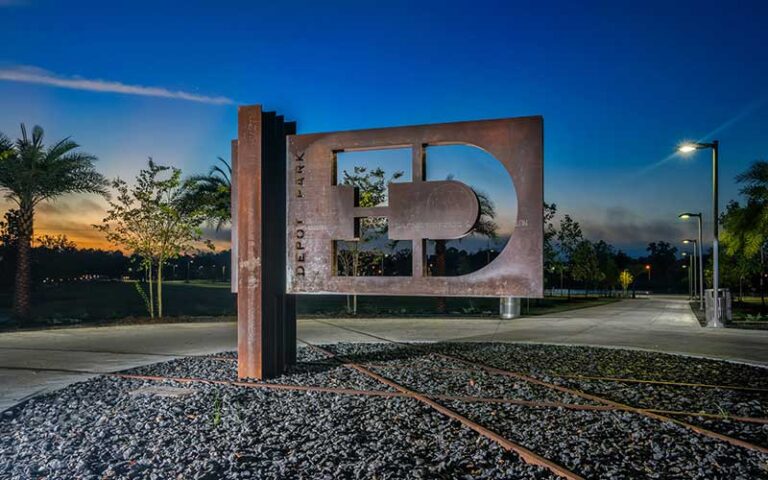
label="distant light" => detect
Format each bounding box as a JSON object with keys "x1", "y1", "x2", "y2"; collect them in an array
[
  {"x1": 682, "y1": 252, "x2": 687, "y2": 256},
  {"x1": 678, "y1": 144, "x2": 697, "y2": 153},
  {"x1": 645, "y1": 264, "x2": 651, "y2": 270}
]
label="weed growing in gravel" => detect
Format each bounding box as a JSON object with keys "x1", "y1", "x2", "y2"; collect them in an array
[
  {"x1": 715, "y1": 404, "x2": 730, "y2": 420},
  {"x1": 211, "y1": 392, "x2": 222, "y2": 427}
]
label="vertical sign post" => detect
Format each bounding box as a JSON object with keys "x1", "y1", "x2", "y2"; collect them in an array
[{"x1": 235, "y1": 105, "x2": 296, "y2": 379}]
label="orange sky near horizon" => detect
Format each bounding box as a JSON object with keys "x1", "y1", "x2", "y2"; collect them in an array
[{"x1": 1, "y1": 195, "x2": 232, "y2": 252}]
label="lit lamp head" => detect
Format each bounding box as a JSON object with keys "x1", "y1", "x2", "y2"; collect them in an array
[
  {"x1": 645, "y1": 264, "x2": 651, "y2": 270},
  {"x1": 682, "y1": 239, "x2": 697, "y2": 245},
  {"x1": 678, "y1": 212, "x2": 700, "y2": 220},
  {"x1": 678, "y1": 144, "x2": 698, "y2": 153},
  {"x1": 678, "y1": 142, "x2": 714, "y2": 153}
]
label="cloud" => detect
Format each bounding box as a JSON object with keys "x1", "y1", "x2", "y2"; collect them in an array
[
  {"x1": 579, "y1": 207, "x2": 687, "y2": 252},
  {"x1": 37, "y1": 198, "x2": 105, "y2": 216},
  {"x1": 0, "y1": 66, "x2": 234, "y2": 105}
]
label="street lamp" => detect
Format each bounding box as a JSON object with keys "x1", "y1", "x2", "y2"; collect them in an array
[
  {"x1": 682, "y1": 238, "x2": 700, "y2": 307},
  {"x1": 682, "y1": 252, "x2": 692, "y2": 300},
  {"x1": 678, "y1": 141, "x2": 721, "y2": 326},
  {"x1": 645, "y1": 264, "x2": 651, "y2": 281},
  {"x1": 680, "y1": 212, "x2": 704, "y2": 309}
]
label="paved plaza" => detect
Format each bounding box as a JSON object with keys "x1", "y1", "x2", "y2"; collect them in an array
[{"x1": 1, "y1": 296, "x2": 766, "y2": 411}]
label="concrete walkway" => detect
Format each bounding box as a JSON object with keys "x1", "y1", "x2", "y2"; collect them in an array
[{"x1": 1, "y1": 296, "x2": 766, "y2": 411}]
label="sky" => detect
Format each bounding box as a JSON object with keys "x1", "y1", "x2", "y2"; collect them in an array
[{"x1": 1, "y1": 0, "x2": 767, "y2": 254}]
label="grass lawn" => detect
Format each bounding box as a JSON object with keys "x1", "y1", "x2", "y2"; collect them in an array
[{"x1": 0, "y1": 280, "x2": 620, "y2": 328}]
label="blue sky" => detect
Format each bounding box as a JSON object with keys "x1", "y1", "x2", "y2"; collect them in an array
[{"x1": 1, "y1": 0, "x2": 767, "y2": 253}]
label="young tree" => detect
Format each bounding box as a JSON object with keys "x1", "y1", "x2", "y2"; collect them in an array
[
  {"x1": 0, "y1": 125, "x2": 107, "y2": 321},
  {"x1": 543, "y1": 203, "x2": 560, "y2": 293},
  {"x1": 335, "y1": 166, "x2": 403, "y2": 313},
  {"x1": 593, "y1": 240, "x2": 619, "y2": 294},
  {"x1": 571, "y1": 240, "x2": 604, "y2": 296},
  {"x1": 95, "y1": 159, "x2": 210, "y2": 318},
  {"x1": 556, "y1": 214, "x2": 583, "y2": 298},
  {"x1": 619, "y1": 270, "x2": 634, "y2": 297}
]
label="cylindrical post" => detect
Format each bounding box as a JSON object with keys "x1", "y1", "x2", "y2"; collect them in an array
[
  {"x1": 697, "y1": 216, "x2": 704, "y2": 310},
  {"x1": 712, "y1": 141, "x2": 721, "y2": 326},
  {"x1": 500, "y1": 297, "x2": 520, "y2": 319},
  {"x1": 688, "y1": 253, "x2": 693, "y2": 299}
]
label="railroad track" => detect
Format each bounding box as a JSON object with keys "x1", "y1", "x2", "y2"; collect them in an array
[
  {"x1": 302, "y1": 321, "x2": 768, "y2": 454},
  {"x1": 107, "y1": 327, "x2": 768, "y2": 478}
]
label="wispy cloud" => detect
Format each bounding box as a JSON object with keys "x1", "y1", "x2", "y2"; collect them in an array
[{"x1": 0, "y1": 66, "x2": 234, "y2": 105}]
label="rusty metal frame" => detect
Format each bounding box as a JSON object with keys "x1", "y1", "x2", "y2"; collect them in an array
[
  {"x1": 234, "y1": 106, "x2": 296, "y2": 379},
  {"x1": 286, "y1": 117, "x2": 543, "y2": 297}
]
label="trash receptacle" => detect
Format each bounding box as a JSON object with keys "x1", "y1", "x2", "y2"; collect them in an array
[{"x1": 704, "y1": 289, "x2": 731, "y2": 327}]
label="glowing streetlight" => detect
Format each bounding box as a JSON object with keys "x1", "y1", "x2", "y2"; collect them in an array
[
  {"x1": 678, "y1": 144, "x2": 697, "y2": 153},
  {"x1": 677, "y1": 140, "x2": 721, "y2": 327},
  {"x1": 679, "y1": 212, "x2": 704, "y2": 310}
]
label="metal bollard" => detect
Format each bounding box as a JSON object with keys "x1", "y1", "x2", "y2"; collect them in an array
[{"x1": 500, "y1": 297, "x2": 521, "y2": 319}]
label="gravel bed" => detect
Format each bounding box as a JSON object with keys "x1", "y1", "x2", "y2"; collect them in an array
[
  {"x1": 551, "y1": 378, "x2": 767, "y2": 418},
  {"x1": 676, "y1": 415, "x2": 768, "y2": 449},
  {"x1": 212, "y1": 347, "x2": 331, "y2": 363},
  {"x1": 446, "y1": 400, "x2": 768, "y2": 479},
  {"x1": 369, "y1": 365, "x2": 596, "y2": 405},
  {"x1": 124, "y1": 357, "x2": 394, "y2": 392},
  {"x1": 0, "y1": 377, "x2": 555, "y2": 479},
  {"x1": 434, "y1": 343, "x2": 768, "y2": 389},
  {"x1": 324, "y1": 342, "x2": 427, "y2": 363},
  {"x1": 4, "y1": 341, "x2": 768, "y2": 479}
]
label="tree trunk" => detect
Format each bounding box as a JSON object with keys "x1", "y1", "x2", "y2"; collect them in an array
[
  {"x1": 435, "y1": 240, "x2": 447, "y2": 313},
  {"x1": 157, "y1": 259, "x2": 163, "y2": 318},
  {"x1": 761, "y1": 252, "x2": 766, "y2": 314},
  {"x1": 352, "y1": 243, "x2": 359, "y2": 315},
  {"x1": 12, "y1": 203, "x2": 33, "y2": 322},
  {"x1": 147, "y1": 261, "x2": 155, "y2": 319}
]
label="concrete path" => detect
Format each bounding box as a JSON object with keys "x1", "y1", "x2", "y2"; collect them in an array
[{"x1": 1, "y1": 296, "x2": 766, "y2": 411}]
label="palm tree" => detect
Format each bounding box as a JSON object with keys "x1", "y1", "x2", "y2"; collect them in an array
[
  {"x1": 0, "y1": 125, "x2": 107, "y2": 321},
  {"x1": 182, "y1": 157, "x2": 232, "y2": 230},
  {"x1": 434, "y1": 187, "x2": 498, "y2": 313},
  {"x1": 721, "y1": 160, "x2": 768, "y2": 310}
]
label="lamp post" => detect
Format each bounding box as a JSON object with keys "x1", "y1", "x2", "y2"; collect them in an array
[
  {"x1": 682, "y1": 252, "x2": 692, "y2": 299},
  {"x1": 679, "y1": 213, "x2": 704, "y2": 309},
  {"x1": 678, "y1": 141, "x2": 721, "y2": 326},
  {"x1": 186, "y1": 259, "x2": 193, "y2": 283},
  {"x1": 645, "y1": 264, "x2": 651, "y2": 281},
  {"x1": 682, "y1": 239, "x2": 700, "y2": 306}
]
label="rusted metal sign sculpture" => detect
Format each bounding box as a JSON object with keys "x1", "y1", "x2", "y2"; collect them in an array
[{"x1": 233, "y1": 105, "x2": 543, "y2": 379}]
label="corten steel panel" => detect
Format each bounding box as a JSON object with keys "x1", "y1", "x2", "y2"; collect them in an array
[
  {"x1": 230, "y1": 139, "x2": 238, "y2": 293},
  {"x1": 328, "y1": 180, "x2": 480, "y2": 241},
  {"x1": 236, "y1": 106, "x2": 263, "y2": 379},
  {"x1": 286, "y1": 116, "x2": 544, "y2": 297},
  {"x1": 236, "y1": 106, "x2": 297, "y2": 379}
]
